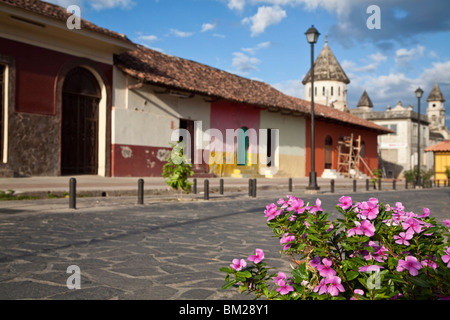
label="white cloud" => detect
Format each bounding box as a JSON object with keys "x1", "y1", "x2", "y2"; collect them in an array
[
  {"x1": 242, "y1": 41, "x2": 271, "y2": 55},
  {"x1": 201, "y1": 23, "x2": 217, "y2": 32},
  {"x1": 272, "y1": 79, "x2": 303, "y2": 98},
  {"x1": 138, "y1": 34, "x2": 158, "y2": 42},
  {"x1": 395, "y1": 45, "x2": 425, "y2": 66},
  {"x1": 169, "y1": 28, "x2": 194, "y2": 38},
  {"x1": 232, "y1": 52, "x2": 261, "y2": 74},
  {"x1": 90, "y1": 0, "x2": 135, "y2": 11},
  {"x1": 228, "y1": 0, "x2": 246, "y2": 11},
  {"x1": 242, "y1": 6, "x2": 287, "y2": 36}
]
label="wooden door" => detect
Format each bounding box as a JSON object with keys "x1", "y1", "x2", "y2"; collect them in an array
[{"x1": 61, "y1": 67, "x2": 100, "y2": 175}]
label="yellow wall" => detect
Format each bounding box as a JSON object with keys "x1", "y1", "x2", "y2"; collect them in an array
[{"x1": 434, "y1": 152, "x2": 450, "y2": 180}]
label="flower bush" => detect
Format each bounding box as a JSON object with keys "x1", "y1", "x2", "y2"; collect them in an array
[{"x1": 221, "y1": 195, "x2": 450, "y2": 300}]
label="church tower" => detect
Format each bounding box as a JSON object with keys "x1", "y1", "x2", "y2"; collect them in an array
[
  {"x1": 302, "y1": 37, "x2": 350, "y2": 112},
  {"x1": 426, "y1": 81, "x2": 448, "y2": 139}
]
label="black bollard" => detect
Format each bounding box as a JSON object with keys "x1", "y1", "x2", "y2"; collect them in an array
[
  {"x1": 353, "y1": 180, "x2": 357, "y2": 193},
  {"x1": 249, "y1": 179, "x2": 254, "y2": 197},
  {"x1": 289, "y1": 178, "x2": 293, "y2": 193},
  {"x1": 393, "y1": 180, "x2": 396, "y2": 190},
  {"x1": 69, "y1": 178, "x2": 76, "y2": 209},
  {"x1": 138, "y1": 179, "x2": 144, "y2": 205},
  {"x1": 366, "y1": 179, "x2": 369, "y2": 191},
  {"x1": 331, "y1": 179, "x2": 335, "y2": 193},
  {"x1": 220, "y1": 179, "x2": 224, "y2": 195},
  {"x1": 378, "y1": 179, "x2": 382, "y2": 191},
  {"x1": 193, "y1": 178, "x2": 197, "y2": 194},
  {"x1": 405, "y1": 180, "x2": 408, "y2": 189},
  {"x1": 204, "y1": 179, "x2": 209, "y2": 200},
  {"x1": 437, "y1": 180, "x2": 440, "y2": 188},
  {"x1": 253, "y1": 179, "x2": 257, "y2": 198}
]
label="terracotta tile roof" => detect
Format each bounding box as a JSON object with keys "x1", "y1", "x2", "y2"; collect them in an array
[
  {"x1": 0, "y1": 0, "x2": 134, "y2": 44},
  {"x1": 115, "y1": 45, "x2": 392, "y2": 134},
  {"x1": 425, "y1": 140, "x2": 450, "y2": 152}
]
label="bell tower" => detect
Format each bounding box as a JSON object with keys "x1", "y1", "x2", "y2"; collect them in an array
[{"x1": 426, "y1": 81, "x2": 447, "y2": 138}]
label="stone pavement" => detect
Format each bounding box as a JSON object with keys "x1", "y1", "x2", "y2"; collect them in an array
[{"x1": 0, "y1": 176, "x2": 448, "y2": 301}]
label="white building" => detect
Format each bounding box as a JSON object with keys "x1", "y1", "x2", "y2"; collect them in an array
[
  {"x1": 351, "y1": 93, "x2": 433, "y2": 179},
  {"x1": 302, "y1": 39, "x2": 350, "y2": 112}
]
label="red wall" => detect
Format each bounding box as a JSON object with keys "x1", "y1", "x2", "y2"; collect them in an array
[
  {"x1": 305, "y1": 119, "x2": 379, "y2": 177},
  {"x1": 0, "y1": 37, "x2": 112, "y2": 115},
  {"x1": 210, "y1": 100, "x2": 261, "y2": 153}
]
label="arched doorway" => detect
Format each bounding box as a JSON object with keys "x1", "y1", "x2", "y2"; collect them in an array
[
  {"x1": 325, "y1": 135, "x2": 333, "y2": 169},
  {"x1": 61, "y1": 67, "x2": 101, "y2": 175}
]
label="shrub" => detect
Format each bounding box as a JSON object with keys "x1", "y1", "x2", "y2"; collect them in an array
[
  {"x1": 162, "y1": 142, "x2": 194, "y2": 199},
  {"x1": 221, "y1": 195, "x2": 450, "y2": 300}
]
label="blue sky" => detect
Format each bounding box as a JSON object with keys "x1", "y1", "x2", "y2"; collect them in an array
[{"x1": 50, "y1": 0, "x2": 450, "y2": 125}]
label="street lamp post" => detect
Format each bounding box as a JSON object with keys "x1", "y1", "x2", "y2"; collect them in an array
[
  {"x1": 415, "y1": 87, "x2": 424, "y2": 188},
  {"x1": 305, "y1": 25, "x2": 320, "y2": 191}
]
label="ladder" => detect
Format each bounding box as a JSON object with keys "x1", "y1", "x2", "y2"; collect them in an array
[{"x1": 337, "y1": 134, "x2": 362, "y2": 178}]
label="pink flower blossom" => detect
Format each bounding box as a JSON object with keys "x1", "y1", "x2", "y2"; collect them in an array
[
  {"x1": 350, "y1": 289, "x2": 365, "y2": 300},
  {"x1": 308, "y1": 198, "x2": 323, "y2": 213},
  {"x1": 338, "y1": 196, "x2": 352, "y2": 210},
  {"x1": 402, "y1": 217, "x2": 423, "y2": 234},
  {"x1": 417, "y1": 208, "x2": 430, "y2": 219},
  {"x1": 325, "y1": 276, "x2": 345, "y2": 296},
  {"x1": 359, "y1": 200, "x2": 379, "y2": 220},
  {"x1": 276, "y1": 279, "x2": 294, "y2": 295},
  {"x1": 442, "y1": 247, "x2": 450, "y2": 267},
  {"x1": 287, "y1": 199, "x2": 306, "y2": 214},
  {"x1": 363, "y1": 242, "x2": 388, "y2": 262},
  {"x1": 394, "y1": 229, "x2": 414, "y2": 246},
  {"x1": 348, "y1": 220, "x2": 376, "y2": 237},
  {"x1": 317, "y1": 258, "x2": 336, "y2": 278},
  {"x1": 310, "y1": 256, "x2": 321, "y2": 268},
  {"x1": 230, "y1": 259, "x2": 246, "y2": 271},
  {"x1": 248, "y1": 248, "x2": 264, "y2": 264},
  {"x1": 443, "y1": 220, "x2": 450, "y2": 228},
  {"x1": 313, "y1": 279, "x2": 328, "y2": 295},
  {"x1": 280, "y1": 234, "x2": 295, "y2": 250},
  {"x1": 272, "y1": 272, "x2": 287, "y2": 284},
  {"x1": 421, "y1": 258, "x2": 438, "y2": 270},
  {"x1": 397, "y1": 256, "x2": 423, "y2": 276},
  {"x1": 264, "y1": 203, "x2": 282, "y2": 221},
  {"x1": 358, "y1": 265, "x2": 384, "y2": 272},
  {"x1": 277, "y1": 198, "x2": 290, "y2": 209}
]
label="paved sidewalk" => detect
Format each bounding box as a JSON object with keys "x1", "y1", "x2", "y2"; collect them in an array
[{"x1": 0, "y1": 175, "x2": 410, "y2": 200}]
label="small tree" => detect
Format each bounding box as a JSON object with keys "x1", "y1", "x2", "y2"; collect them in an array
[{"x1": 162, "y1": 142, "x2": 194, "y2": 200}]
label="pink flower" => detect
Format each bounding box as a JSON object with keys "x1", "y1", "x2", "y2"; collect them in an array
[
  {"x1": 325, "y1": 276, "x2": 345, "y2": 296},
  {"x1": 308, "y1": 198, "x2": 323, "y2": 213},
  {"x1": 287, "y1": 199, "x2": 306, "y2": 214},
  {"x1": 443, "y1": 220, "x2": 450, "y2": 228},
  {"x1": 417, "y1": 208, "x2": 430, "y2": 219},
  {"x1": 248, "y1": 248, "x2": 264, "y2": 264},
  {"x1": 264, "y1": 203, "x2": 282, "y2": 221},
  {"x1": 397, "y1": 256, "x2": 423, "y2": 276},
  {"x1": 347, "y1": 220, "x2": 375, "y2": 238},
  {"x1": 359, "y1": 200, "x2": 379, "y2": 220},
  {"x1": 277, "y1": 198, "x2": 290, "y2": 209},
  {"x1": 358, "y1": 265, "x2": 384, "y2": 272},
  {"x1": 394, "y1": 229, "x2": 414, "y2": 246},
  {"x1": 317, "y1": 258, "x2": 336, "y2": 278},
  {"x1": 350, "y1": 289, "x2": 365, "y2": 300},
  {"x1": 230, "y1": 259, "x2": 246, "y2": 271},
  {"x1": 276, "y1": 279, "x2": 294, "y2": 295},
  {"x1": 272, "y1": 272, "x2": 287, "y2": 284},
  {"x1": 442, "y1": 247, "x2": 450, "y2": 267},
  {"x1": 402, "y1": 217, "x2": 423, "y2": 234},
  {"x1": 338, "y1": 196, "x2": 352, "y2": 210},
  {"x1": 310, "y1": 256, "x2": 321, "y2": 268},
  {"x1": 421, "y1": 258, "x2": 438, "y2": 270},
  {"x1": 360, "y1": 220, "x2": 376, "y2": 237},
  {"x1": 280, "y1": 234, "x2": 295, "y2": 251},
  {"x1": 313, "y1": 279, "x2": 328, "y2": 295}
]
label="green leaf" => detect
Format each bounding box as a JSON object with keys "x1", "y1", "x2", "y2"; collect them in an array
[
  {"x1": 221, "y1": 280, "x2": 237, "y2": 290},
  {"x1": 345, "y1": 270, "x2": 359, "y2": 281},
  {"x1": 236, "y1": 270, "x2": 252, "y2": 279},
  {"x1": 408, "y1": 276, "x2": 432, "y2": 288}
]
